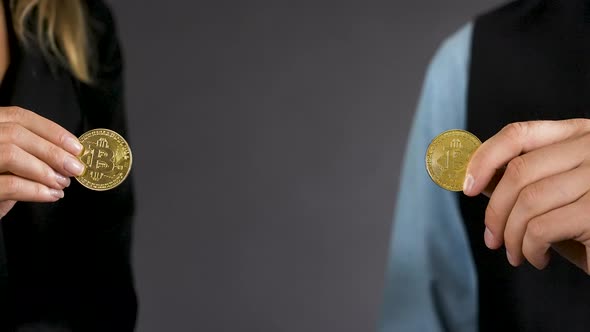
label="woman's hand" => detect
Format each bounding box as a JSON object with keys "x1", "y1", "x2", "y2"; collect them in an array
[
  {"x1": 0, "y1": 106, "x2": 85, "y2": 218},
  {"x1": 464, "y1": 119, "x2": 590, "y2": 273}
]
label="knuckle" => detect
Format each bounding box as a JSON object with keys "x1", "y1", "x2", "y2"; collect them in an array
[
  {"x1": 2, "y1": 176, "x2": 20, "y2": 196},
  {"x1": 503, "y1": 122, "x2": 528, "y2": 141},
  {"x1": 0, "y1": 123, "x2": 15, "y2": 142},
  {"x1": 3, "y1": 106, "x2": 26, "y2": 121},
  {"x1": 45, "y1": 144, "x2": 62, "y2": 165},
  {"x1": 527, "y1": 218, "x2": 546, "y2": 243},
  {"x1": 0, "y1": 124, "x2": 9, "y2": 143},
  {"x1": 0, "y1": 144, "x2": 18, "y2": 167},
  {"x1": 57, "y1": 130, "x2": 71, "y2": 146},
  {"x1": 3, "y1": 123, "x2": 21, "y2": 142},
  {"x1": 505, "y1": 156, "x2": 527, "y2": 183},
  {"x1": 518, "y1": 184, "x2": 540, "y2": 209}
]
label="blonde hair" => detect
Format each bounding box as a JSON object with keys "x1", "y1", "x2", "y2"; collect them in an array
[{"x1": 11, "y1": 0, "x2": 91, "y2": 83}]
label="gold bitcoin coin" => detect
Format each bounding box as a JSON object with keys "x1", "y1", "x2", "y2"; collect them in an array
[
  {"x1": 425, "y1": 129, "x2": 481, "y2": 191},
  {"x1": 75, "y1": 129, "x2": 132, "y2": 191}
]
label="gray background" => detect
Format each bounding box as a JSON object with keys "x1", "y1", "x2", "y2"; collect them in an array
[{"x1": 108, "y1": 1, "x2": 500, "y2": 331}]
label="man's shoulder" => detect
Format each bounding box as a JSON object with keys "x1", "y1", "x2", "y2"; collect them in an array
[{"x1": 426, "y1": 22, "x2": 472, "y2": 82}]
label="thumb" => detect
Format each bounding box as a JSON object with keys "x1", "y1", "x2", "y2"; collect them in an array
[{"x1": 464, "y1": 119, "x2": 590, "y2": 196}]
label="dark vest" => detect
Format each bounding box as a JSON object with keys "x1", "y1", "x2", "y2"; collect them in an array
[
  {"x1": 0, "y1": 1, "x2": 136, "y2": 330},
  {"x1": 461, "y1": 1, "x2": 590, "y2": 331}
]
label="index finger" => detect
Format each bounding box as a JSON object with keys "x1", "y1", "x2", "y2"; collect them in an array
[
  {"x1": 1, "y1": 107, "x2": 83, "y2": 156},
  {"x1": 463, "y1": 119, "x2": 590, "y2": 196}
]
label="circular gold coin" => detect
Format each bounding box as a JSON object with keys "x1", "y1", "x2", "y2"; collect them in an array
[
  {"x1": 425, "y1": 129, "x2": 481, "y2": 191},
  {"x1": 75, "y1": 129, "x2": 132, "y2": 191}
]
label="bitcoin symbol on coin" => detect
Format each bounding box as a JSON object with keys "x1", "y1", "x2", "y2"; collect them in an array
[
  {"x1": 75, "y1": 129, "x2": 132, "y2": 191},
  {"x1": 425, "y1": 129, "x2": 481, "y2": 191}
]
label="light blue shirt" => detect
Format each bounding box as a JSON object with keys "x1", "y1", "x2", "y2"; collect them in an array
[{"x1": 378, "y1": 23, "x2": 477, "y2": 332}]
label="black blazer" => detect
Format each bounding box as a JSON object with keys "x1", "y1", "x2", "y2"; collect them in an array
[{"x1": 0, "y1": 1, "x2": 137, "y2": 331}]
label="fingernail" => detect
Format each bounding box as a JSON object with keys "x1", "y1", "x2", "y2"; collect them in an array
[
  {"x1": 64, "y1": 137, "x2": 83, "y2": 156},
  {"x1": 484, "y1": 227, "x2": 495, "y2": 249},
  {"x1": 463, "y1": 174, "x2": 474, "y2": 194},
  {"x1": 506, "y1": 250, "x2": 515, "y2": 266},
  {"x1": 55, "y1": 173, "x2": 70, "y2": 188},
  {"x1": 49, "y1": 189, "x2": 64, "y2": 199},
  {"x1": 64, "y1": 156, "x2": 85, "y2": 176}
]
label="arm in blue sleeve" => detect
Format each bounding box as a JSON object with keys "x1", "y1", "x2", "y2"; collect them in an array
[{"x1": 377, "y1": 23, "x2": 476, "y2": 332}]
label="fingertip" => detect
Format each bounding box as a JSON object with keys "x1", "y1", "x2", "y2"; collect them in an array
[
  {"x1": 55, "y1": 173, "x2": 70, "y2": 188},
  {"x1": 506, "y1": 250, "x2": 516, "y2": 266},
  {"x1": 463, "y1": 173, "x2": 475, "y2": 196},
  {"x1": 484, "y1": 227, "x2": 503, "y2": 249},
  {"x1": 532, "y1": 253, "x2": 551, "y2": 270},
  {"x1": 48, "y1": 188, "x2": 64, "y2": 200},
  {"x1": 64, "y1": 156, "x2": 85, "y2": 177},
  {"x1": 506, "y1": 250, "x2": 523, "y2": 267}
]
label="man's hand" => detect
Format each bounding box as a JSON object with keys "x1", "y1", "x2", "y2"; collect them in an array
[{"x1": 464, "y1": 119, "x2": 590, "y2": 272}]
